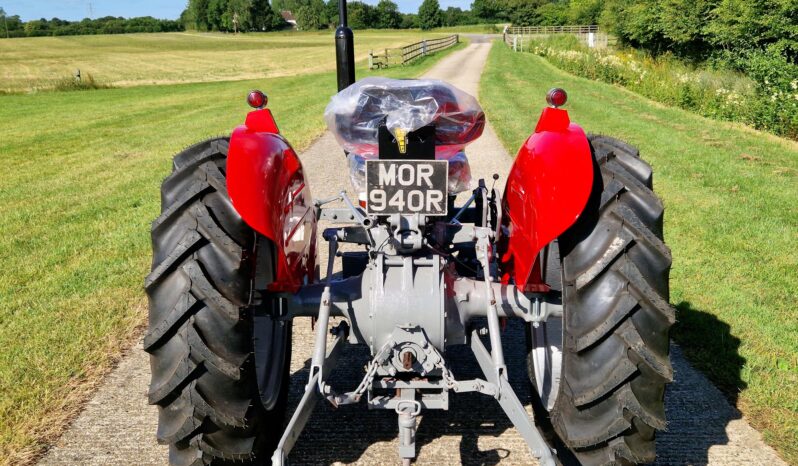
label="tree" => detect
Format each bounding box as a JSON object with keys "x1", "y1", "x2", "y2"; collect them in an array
[
  {"x1": 325, "y1": 0, "x2": 339, "y2": 26},
  {"x1": 471, "y1": 0, "x2": 501, "y2": 22},
  {"x1": 347, "y1": 1, "x2": 376, "y2": 29},
  {"x1": 295, "y1": 0, "x2": 326, "y2": 30},
  {"x1": 225, "y1": 0, "x2": 252, "y2": 32},
  {"x1": 510, "y1": 2, "x2": 539, "y2": 25},
  {"x1": 272, "y1": 0, "x2": 287, "y2": 12},
  {"x1": 418, "y1": 0, "x2": 442, "y2": 30},
  {"x1": 375, "y1": 0, "x2": 401, "y2": 29},
  {"x1": 600, "y1": 0, "x2": 668, "y2": 52},
  {"x1": 207, "y1": 0, "x2": 227, "y2": 30},
  {"x1": 705, "y1": 0, "x2": 798, "y2": 62},
  {"x1": 657, "y1": 0, "x2": 715, "y2": 57},
  {"x1": 534, "y1": 2, "x2": 568, "y2": 25},
  {"x1": 443, "y1": 7, "x2": 470, "y2": 26},
  {"x1": 568, "y1": 0, "x2": 604, "y2": 25},
  {"x1": 185, "y1": 0, "x2": 210, "y2": 30},
  {"x1": 250, "y1": 0, "x2": 285, "y2": 31},
  {"x1": 400, "y1": 13, "x2": 418, "y2": 29},
  {"x1": 24, "y1": 18, "x2": 49, "y2": 36}
]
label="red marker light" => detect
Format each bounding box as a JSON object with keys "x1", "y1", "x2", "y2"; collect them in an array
[
  {"x1": 546, "y1": 88, "x2": 568, "y2": 108},
  {"x1": 247, "y1": 90, "x2": 267, "y2": 109}
]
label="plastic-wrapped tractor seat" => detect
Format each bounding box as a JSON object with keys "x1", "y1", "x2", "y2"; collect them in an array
[{"x1": 325, "y1": 77, "x2": 486, "y2": 159}]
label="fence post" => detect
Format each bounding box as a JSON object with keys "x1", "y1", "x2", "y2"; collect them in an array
[
  {"x1": 513, "y1": 35, "x2": 517, "y2": 52},
  {"x1": 422, "y1": 40, "x2": 428, "y2": 56},
  {"x1": 588, "y1": 32, "x2": 595, "y2": 48},
  {"x1": 368, "y1": 51, "x2": 373, "y2": 69}
]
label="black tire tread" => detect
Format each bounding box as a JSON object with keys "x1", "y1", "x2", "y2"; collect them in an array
[
  {"x1": 589, "y1": 134, "x2": 653, "y2": 189},
  {"x1": 146, "y1": 137, "x2": 283, "y2": 465},
  {"x1": 543, "y1": 135, "x2": 673, "y2": 466}
]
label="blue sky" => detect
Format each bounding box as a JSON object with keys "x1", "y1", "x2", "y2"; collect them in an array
[{"x1": 2, "y1": 1, "x2": 474, "y2": 21}]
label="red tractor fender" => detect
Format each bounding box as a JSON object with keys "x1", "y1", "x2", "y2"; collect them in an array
[
  {"x1": 226, "y1": 108, "x2": 317, "y2": 292},
  {"x1": 500, "y1": 107, "x2": 594, "y2": 292}
]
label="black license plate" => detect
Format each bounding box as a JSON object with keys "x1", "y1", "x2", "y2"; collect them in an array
[{"x1": 365, "y1": 160, "x2": 448, "y2": 216}]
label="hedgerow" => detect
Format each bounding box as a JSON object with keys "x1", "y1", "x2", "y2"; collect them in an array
[{"x1": 524, "y1": 36, "x2": 798, "y2": 140}]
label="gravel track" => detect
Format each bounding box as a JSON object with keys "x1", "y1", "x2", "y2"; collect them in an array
[{"x1": 39, "y1": 36, "x2": 786, "y2": 466}]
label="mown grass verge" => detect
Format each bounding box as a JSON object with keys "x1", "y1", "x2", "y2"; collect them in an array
[
  {"x1": 481, "y1": 42, "x2": 798, "y2": 463},
  {"x1": 0, "y1": 40, "x2": 463, "y2": 466}
]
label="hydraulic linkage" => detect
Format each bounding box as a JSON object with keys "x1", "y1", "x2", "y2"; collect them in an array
[{"x1": 270, "y1": 191, "x2": 558, "y2": 465}]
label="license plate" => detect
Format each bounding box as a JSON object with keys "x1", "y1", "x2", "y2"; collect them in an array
[{"x1": 365, "y1": 160, "x2": 448, "y2": 216}]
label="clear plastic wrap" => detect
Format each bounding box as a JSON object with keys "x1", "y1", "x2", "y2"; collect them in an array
[
  {"x1": 446, "y1": 152, "x2": 473, "y2": 193},
  {"x1": 347, "y1": 152, "x2": 473, "y2": 195},
  {"x1": 325, "y1": 77, "x2": 485, "y2": 158}
]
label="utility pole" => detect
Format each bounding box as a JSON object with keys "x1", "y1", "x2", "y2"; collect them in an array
[
  {"x1": 88, "y1": 2, "x2": 94, "y2": 19},
  {"x1": 1, "y1": 7, "x2": 9, "y2": 39}
]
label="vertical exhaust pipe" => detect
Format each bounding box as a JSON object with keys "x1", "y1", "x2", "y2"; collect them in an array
[{"x1": 335, "y1": 0, "x2": 355, "y2": 91}]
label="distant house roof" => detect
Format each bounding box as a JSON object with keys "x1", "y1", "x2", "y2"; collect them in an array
[{"x1": 281, "y1": 11, "x2": 297, "y2": 25}]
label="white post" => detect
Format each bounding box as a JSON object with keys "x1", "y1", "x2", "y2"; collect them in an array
[
  {"x1": 422, "y1": 40, "x2": 428, "y2": 56},
  {"x1": 513, "y1": 35, "x2": 518, "y2": 52},
  {"x1": 588, "y1": 32, "x2": 596, "y2": 48}
]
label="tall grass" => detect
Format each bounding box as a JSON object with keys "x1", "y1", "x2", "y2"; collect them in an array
[
  {"x1": 52, "y1": 73, "x2": 110, "y2": 92},
  {"x1": 519, "y1": 36, "x2": 798, "y2": 139}
]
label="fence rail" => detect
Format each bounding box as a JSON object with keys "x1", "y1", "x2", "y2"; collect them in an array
[
  {"x1": 370, "y1": 34, "x2": 459, "y2": 69},
  {"x1": 506, "y1": 25, "x2": 599, "y2": 35},
  {"x1": 503, "y1": 25, "x2": 607, "y2": 50}
]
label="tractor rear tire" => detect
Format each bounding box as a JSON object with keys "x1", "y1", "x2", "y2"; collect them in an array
[
  {"x1": 145, "y1": 138, "x2": 291, "y2": 466},
  {"x1": 527, "y1": 135, "x2": 674, "y2": 465}
]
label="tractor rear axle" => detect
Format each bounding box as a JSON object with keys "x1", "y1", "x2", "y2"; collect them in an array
[{"x1": 267, "y1": 191, "x2": 559, "y2": 465}]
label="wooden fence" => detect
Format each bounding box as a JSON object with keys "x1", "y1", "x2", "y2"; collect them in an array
[
  {"x1": 369, "y1": 35, "x2": 459, "y2": 69},
  {"x1": 506, "y1": 25, "x2": 598, "y2": 35},
  {"x1": 503, "y1": 25, "x2": 608, "y2": 50}
]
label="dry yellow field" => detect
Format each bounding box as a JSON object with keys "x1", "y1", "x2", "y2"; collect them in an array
[{"x1": 0, "y1": 30, "x2": 448, "y2": 92}]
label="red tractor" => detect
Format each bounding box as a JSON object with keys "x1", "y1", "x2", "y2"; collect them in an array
[{"x1": 145, "y1": 3, "x2": 672, "y2": 465}]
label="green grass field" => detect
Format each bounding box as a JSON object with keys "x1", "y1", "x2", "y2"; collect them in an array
[
  {"x1": 0, "y1": 29, "x2": 450, "y2": 93},
  {"x1": 0, "y1": 31, "x2": 464, "y2": 465},
  {"x1": 482, "y1": 43, "x2": 798, "y2": 463}
]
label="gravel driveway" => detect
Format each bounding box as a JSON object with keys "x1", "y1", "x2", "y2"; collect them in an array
[{"x1": 39, "y1": 35, "x2": 786, "y2": 466}]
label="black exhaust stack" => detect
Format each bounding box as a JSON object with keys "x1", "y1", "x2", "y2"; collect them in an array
[{"x1": 335, "y1": 0, "x2": 355, "y2": 91}]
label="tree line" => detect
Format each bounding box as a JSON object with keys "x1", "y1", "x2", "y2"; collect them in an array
[
  {"x1": 180, "y1": 0, "x2": 475, "y2": 32},
  {"x1": 180, "y1": 0, "x2": 286, "y2": 33},
  {"x1": 0, "y1": 9, "x2": 182, "y2": 38}
]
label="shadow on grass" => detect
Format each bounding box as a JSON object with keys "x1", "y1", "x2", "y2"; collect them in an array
[
  {"x1": 672, "y1": 300, "x2": 747, "y2": 405},
  {"x1": 651, "y1": 300, "x2": 748, "y2": 465}
]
